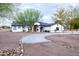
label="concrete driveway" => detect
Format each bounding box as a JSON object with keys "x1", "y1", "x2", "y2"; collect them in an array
[
  {"x1": 21, "y1": 32, "x2": 79, "y2": 44},
  {"x1": 21, "y1": 32, "x2": 79, "y2": 56}
]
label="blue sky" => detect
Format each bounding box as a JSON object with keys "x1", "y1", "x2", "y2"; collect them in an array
[
  {"x1": 1, "y1": 3, "x2": 79, "y2": 27},
  {"x1": 17, "y1": 3, "x2": 79, "y2": 23}
]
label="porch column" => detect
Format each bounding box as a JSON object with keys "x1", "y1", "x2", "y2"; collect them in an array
[{"x1": 37, "y1": 26, "x2": 40, "y2": 32}]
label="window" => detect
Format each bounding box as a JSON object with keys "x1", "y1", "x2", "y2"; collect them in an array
[
  {"x1": 56, "y1": 27, "x2": 59, "y2": 31},
  {"x1": 18, "y1": 26, "x2": 21, "y2": 28},
  {"x1": 13, "y1": 26, "x2": 16, "y2": 30}
]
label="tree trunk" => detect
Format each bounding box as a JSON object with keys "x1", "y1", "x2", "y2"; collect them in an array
[{"x1": 32, "y1": 26, "x2": 34, "y2": 32}]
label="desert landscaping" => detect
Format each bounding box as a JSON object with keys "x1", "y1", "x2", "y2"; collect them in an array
[
  {"x1": 0, "y1": 3, "x2": 79, "y2": 56},
  {"x1": 0, "y1": 31, "x2": 79, "y2": 56}
]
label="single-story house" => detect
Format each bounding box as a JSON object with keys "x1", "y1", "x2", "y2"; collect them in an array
[
  {"x1": 11, "y1": 21, "x2": 64, "y2": 32},
  {"x1": 33, "y1": 22, "x2": 64, "y2": 32},
  {"x1": 11, "y1": 21, "x2": 28, "y2": 32}
]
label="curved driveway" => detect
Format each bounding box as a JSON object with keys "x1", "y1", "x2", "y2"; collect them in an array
[
  {"x1": 21, "y1": 33, "x2": 51, "y2": 44},
  {"x1": 21, "y1": 32, "x2": 79, "y2": 44}
]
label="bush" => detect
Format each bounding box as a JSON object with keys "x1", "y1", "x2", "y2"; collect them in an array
[{"x1": 44, "y1": 30, "x2": 50, "y2": 32}]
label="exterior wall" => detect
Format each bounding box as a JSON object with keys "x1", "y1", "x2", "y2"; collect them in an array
[
  {"x1": 24, "y1": 26, "x2": 28, "y2": 32},
  {"x1": 50, "y1": 24, "x2": 64, "y2": 32},
  {"x1": 11, "y1": 26, "x2": 23, "y2": 32},
  {"x1": 43, "y1": 27, "x2": 51, "y2": 31},
  {"x1": 42, "y1": 24, "x2": 64, "y2": 32},
  {"x1": 36, "y1": 26, "x2": 40, "y2": 32}
]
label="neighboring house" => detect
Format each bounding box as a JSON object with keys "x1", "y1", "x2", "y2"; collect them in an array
[
  {"x1": 11, "y1": 21, "x2": 28, "y2": 32},
  {"x1": 0, "y1": 18, "x2": 12, "y2": 28},
  {"x1": 33, "y1": 22, "x2": 64, "y2": 32}
]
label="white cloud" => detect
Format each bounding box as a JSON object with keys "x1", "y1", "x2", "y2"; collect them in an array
[{"x1": 39, "y1": 15, "x2": 53, "y2": 23}]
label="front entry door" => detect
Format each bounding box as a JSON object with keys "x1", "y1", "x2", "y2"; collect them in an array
[{"x1": 33, "y1": 25, "x2": 38, "y2": 32}]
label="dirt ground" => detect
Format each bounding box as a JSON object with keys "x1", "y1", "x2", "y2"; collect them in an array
[
  {"x1": 0, "y1": 32, "x2": 31, "y2": 48},
  {"x1": 0, "y1": 32, "x2": 79, "y2": 56},
  {"x1": 23, "y1": 34, "x2": 79, "y2": 56}
]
